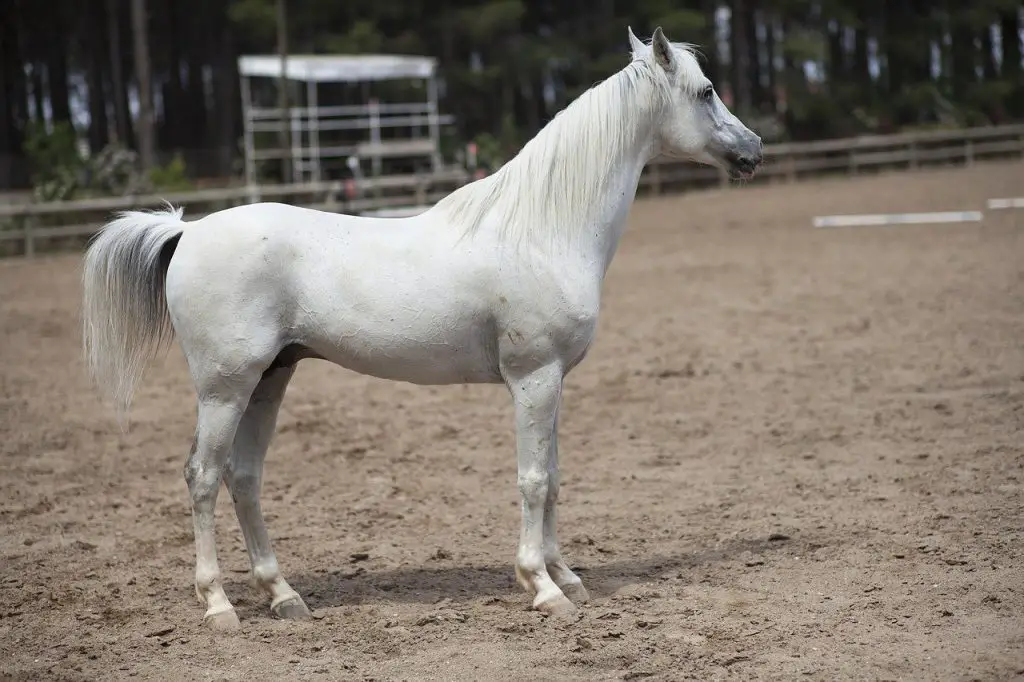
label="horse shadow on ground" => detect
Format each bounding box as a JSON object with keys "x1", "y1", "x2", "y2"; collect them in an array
[{"x1": 249, "y1": 533, "x2": 803, "y2": 617}]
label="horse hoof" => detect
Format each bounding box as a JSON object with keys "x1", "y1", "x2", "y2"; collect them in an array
[
  {"x1": 560, "y1": 581, "x2": 590, "y2": 605},
  {"x1": 204, "y1": 609, "x2": 241, "y2": 632},
  {"x1": 535, "y1": 593, "x2": 578, "y2": 619},
  {"x1": 272, "y1": 596, "x2": 312, "y2": 621}
]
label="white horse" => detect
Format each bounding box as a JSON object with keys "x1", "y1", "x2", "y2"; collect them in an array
[{"x1": 81, "y1": 27, "x2": 762, "y2": 631}]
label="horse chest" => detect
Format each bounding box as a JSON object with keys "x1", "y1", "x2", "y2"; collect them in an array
[{"x1": 497, "y1": 281, "x2": 600, "y2": 375}]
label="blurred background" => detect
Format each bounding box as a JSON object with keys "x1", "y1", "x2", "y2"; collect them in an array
[{"x1": 0, "y1": 0, "x2": 1021, "y2": 206}]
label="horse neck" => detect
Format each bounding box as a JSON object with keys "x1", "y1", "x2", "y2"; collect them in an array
[
  {"x1": 436, "y1": 63, "x2": 663, "y2": 279},
  {"x1": 537, "y1": 67, "x2": 661, "y2": 278},
  {"x1": 583, "y1": 129, "x2": 655, "y2": 279}
]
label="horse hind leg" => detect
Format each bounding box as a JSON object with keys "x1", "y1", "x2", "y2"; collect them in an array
[
  {"x1": 223, "y1": 361, "x2": 311, "y2": 621},
  {"x1": 184, "y1": 376, "x2": 262, "y2": 632}
]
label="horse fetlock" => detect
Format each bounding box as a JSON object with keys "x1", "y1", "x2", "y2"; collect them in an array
[
  {"x1": 194, "y1": 567, "x2": 223, "y2": 598},
  {"x1": 251, "y1": 560, "x2": 281, "y2": 588},
  {"x1": 514, "y1": 562, "x2": 537, "y2": 595}
]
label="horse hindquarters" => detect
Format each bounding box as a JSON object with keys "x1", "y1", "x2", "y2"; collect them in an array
[{"x1": 165, "y1": 230, "x2": 299, "y2": 629}]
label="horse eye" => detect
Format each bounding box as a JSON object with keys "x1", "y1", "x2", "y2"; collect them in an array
[{"x1": 700, "y1": 86, "x2": 714, "y2": 101}]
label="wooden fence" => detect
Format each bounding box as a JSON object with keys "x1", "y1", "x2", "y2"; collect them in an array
[
  {"x1": 2, "y1": 123, "x2": 1023, "y2": 257},
  {"x1": 0, "y1": 168, "x2": 470, "y2": 257},
  {"x1": 640, "y1": 122, "x2": 1024, "y2": 195}
]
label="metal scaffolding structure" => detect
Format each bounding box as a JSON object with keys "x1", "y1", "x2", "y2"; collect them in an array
[{"x1": 238, "y1": 54, "x2": 452, "y2": 185}]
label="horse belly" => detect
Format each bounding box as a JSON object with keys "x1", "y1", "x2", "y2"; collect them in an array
[
  {"x1": 305, "y1": 314, "x2": 501, "y2": 385},
  {"x1": 282, "y1": 224, "x2": 503, "y2": 384}
]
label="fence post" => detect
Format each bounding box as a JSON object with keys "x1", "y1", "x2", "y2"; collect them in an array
[
  {"x1": 324, "y1": 182, "x2": 338, "y2": 213},
  {"x1": 908, "y1": 141, "x2": 918, "y2": 170},
  {"x1": 964, "y1": 138, "x2": 974, "y2": 167},
  {"x1": 23, "y1": 215, "x2": 35, "y2": 258},
  {"x1": 650, "y1": 163, "x2": 662, "y2": 196},
  {"x1": 415, "y1": 175, "x2": 427, "y2": 206}
]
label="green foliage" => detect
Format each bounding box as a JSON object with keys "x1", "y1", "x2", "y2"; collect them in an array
[
  {"x1": 20, "y1": 121, "x2": 190, "y2": 200},
  {"x1": 471, "y1": 132, "x2": 503, "y2": 169},
  {"x1": 648, "y1": 9, "x2": 707, "y2": 38},
  {"x1": 5, "y1": 0, "x2": 1023, "y2": 192},
  {"x1": 320, "y1": 20, "x2": 385, "y2": 54},
  {"x1": 23, "y1": 121, "x2": 81, "y2": 187},
  {"x1": 458, "y1": 0, "x2": 525, "y2": 42},
  {"x1": 149, "y1": 154, "x2": 193, "y2": 192},
  {"x1": 210, "y1": 0, "x2": 1024, "y2": 154},
  {"x1": 228, "y1": 0, "x2": 277, "y2": 42}
]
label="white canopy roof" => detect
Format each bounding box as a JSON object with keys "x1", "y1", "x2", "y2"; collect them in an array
[{"x1": 238, "y1": 54, "x2": 437, "y2": 83}]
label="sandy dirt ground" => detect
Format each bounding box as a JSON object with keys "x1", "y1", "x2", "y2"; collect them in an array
[{"x1": 1, "y1": 161, "x2": 1023, "y2": 681}]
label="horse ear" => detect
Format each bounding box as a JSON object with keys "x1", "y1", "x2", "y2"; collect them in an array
[
  {"x1": 627, "y1": 26, "x2": 645, "y2": 57},
  {"x1": 651, "y1": 26, "x2": 673, "y2": 72}
]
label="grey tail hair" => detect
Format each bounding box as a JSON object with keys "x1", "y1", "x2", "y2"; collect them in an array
[{"x1": 81, "y1": 203, "x2": 186, "y2": 427}]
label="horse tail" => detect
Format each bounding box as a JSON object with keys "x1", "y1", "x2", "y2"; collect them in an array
[{"x1": 81, "y1": 203, "x2": 187, "y2": 426}]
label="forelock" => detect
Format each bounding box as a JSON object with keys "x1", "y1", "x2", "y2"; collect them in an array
[{"x1": 671, "y1": 43, "x2": 709, "y2": 94}]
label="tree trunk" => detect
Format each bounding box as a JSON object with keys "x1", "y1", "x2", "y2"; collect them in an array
[
  {"x1": 701, "y1": 0, "x2": 720, "y2": 82},
  {"x1": 212, "y1": 7, "x2": 239, "y2": 178},
  {"x1": 764, "y1": 14, "x2": 777, "y2": 112},
  {"x1": 107, "y1": 0, "x2": 131, "y2": 145},
  {"x1": 747, "y1": 7, "x2": 764, "y2": 110},
  {"x1": 731, "y1": 0, "x2": 753, "y2": 114},
  {"x1": 0, "y1": 0, "x2": 29, "y2": 187},
  {"x1": 853, "y1": 7, "x2": 871, "y2": 94},
  {"x1": 882, "y1": 6, "x2": 903, "y2": 97},
  {"x1": 186, "y1": 45, "x2": 209, "y2": 151},
  {"x1": 30, "y1": 67, "x2": 46, "y2": 124},
  {"x1": 949, "y1": 8, "x2": 975, "y2": 101},
  {"x1": 46, "y1": 16, "x2": 72, "y2": 123},
  {"x1": 276, "y1": 0, "x2": 292, "y2": 183},
  {"x1": 165, "y1": 0, "x2": 187, "y2": 151},
  {"x1": 979, "y1": 25, "x2": 997, "y2": 82},
  {"x1": 1001, "y1": 10, "x2": 1023, "y2": 117},
  {"x1": 131, "y1": 0, "x2": 155, "y2": 171},
  {"x1": 86, "y1": 6, "x2": 110, "y2": 153}
]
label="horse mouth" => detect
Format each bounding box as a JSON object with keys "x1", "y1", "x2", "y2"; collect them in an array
[{"x1": 726, "y1": 155, "x2": 760, "y2": 180}]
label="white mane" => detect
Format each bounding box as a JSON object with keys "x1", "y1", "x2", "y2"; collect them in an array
[{"x1": 433, "y1": 40, "x2": 707, "y2": 250}]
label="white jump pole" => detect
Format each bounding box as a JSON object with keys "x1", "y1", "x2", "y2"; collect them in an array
[
  {"x1": 813, "y1": 211, "x2": 984, "y2": 228},
  {"x1": 987, "y1": 198, "x2": 1024, "y2": 210}
]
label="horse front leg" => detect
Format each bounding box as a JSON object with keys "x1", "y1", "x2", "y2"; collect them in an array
[
  {"x1": 542, "y1": 411, "x2": 589, "y2": 605},
  {"x1": 507, "y1": 364, "x2": 577, "y2": 617}
]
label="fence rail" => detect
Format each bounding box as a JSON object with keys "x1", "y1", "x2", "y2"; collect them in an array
[
  {"x1": 639, "y1": 122, "x2": 1024, "y2": 194},
  {"x1": 0, "y1": 168, "x2": 470, "y2": 257},
  {"x1": 2, "y1": 124, "x2": 1023, "y2": 257}
]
